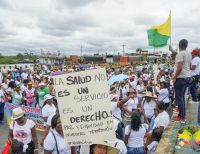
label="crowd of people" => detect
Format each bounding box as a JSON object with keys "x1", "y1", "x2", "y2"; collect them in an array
[{"x1": 0, "y1": 39, "x2": 200, "y2": 154}]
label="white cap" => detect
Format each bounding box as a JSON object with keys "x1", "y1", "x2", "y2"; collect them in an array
[{"x1": 44, "y1": 94, "x2": 54, "y2": 102}]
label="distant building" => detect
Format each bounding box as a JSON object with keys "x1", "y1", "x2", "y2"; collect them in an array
[
  {"x1": 83, "y1": 55, "x2": 105, "y2": 64},
  {"x1": 106, "y1": 55, "x2": 114, "y2": 64},
  {"x1": 39, "y1": 51, "x2": 65, "y2": 65}
]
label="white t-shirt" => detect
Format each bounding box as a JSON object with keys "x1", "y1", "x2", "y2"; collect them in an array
[
  {"x1": 0, "y1": 89, "x2": 4, "y2": 102},
  {"x1": 130, "y1": 80, "x2": 137, "y2": 89},
  {"x1": 21, "y1": 72, "x2": 28, "y2": 80},
  {"x1": 47, "y1": 113, "x2": 56, "y2": 126},
  {"x1": 125, "y1": 124, "x2": 148, "y2": 148},
  {"x1": 10, "y1": 119, "x2": 35, "y2": 145},
  {"x1": 44, "y1": 129, "x2": 71, "y2": 154},
  {"x1": 12, "y1": 91, "x2": 23, "y2": 105},
  {"x1": 117, "y1": 87, "x2": 127, "y2": 99},
  {"x1": 42, "y1": 104, "x2": 56, "y2": 118},
  {"x1": 125, "y1": 97, "x2": 139, "y2": 111},
  {"x1": 156, "y1": 88, "x2": 170, "y2": 103},
  {"x1": 174, "y1": 50, "x2": 192, "y2": 78},
  {"x1": 143, "y1": 100, "x2": 156, "y2": 119},
  {"x1": 42, "y1": 104, "x2": 56, "y2": 126},
  {"x1": 147, "y1": 141, "x2": 159, "y2": 154},
  {"x1": 111, "y1": 101, "x2": 122, "y2": 121},
  {"x1": 20, "y1": 84, "x2": 28, "y2": 92},
  {"x1": 153, "y1": 111, "x2": 169, "y2": 129},
  {"x1": 191, "y1": 56, "x2": 200, "y2": 76},
  {"x1": 136, "y1": 84, "x2": 144, "y2": 97},
  {"x1": 107, "y1": 139, "x2": 127, "y2": 154},
  {"x1": 0, "y1": 72, "x2": 2, "y2": 83}
]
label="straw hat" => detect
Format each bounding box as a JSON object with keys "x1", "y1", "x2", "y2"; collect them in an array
[
  {"x1": 145, "y1": 91, "x2": 156, "y2": 98},
  {"x1": 128, "y1": 88, "x2": 136, "y2": 93},
  {"x1": 11, "y1": 107, "x2": 25, "y2": 120},
  {"x1": 90, "y1": 144, "x2": 119, "y2": 154}
]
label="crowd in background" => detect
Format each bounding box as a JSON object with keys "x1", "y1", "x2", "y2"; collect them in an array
[{"x1": 0, "y1": 39, "x2": 200, "y2": 154}]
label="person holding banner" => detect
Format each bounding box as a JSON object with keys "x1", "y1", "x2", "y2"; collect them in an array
[
  {"x1": 44, "y1": 114, "x2": 77, "y2": 154},
  {"x1": 8, "y1": 107, "x2": 38, "y2": 154}
]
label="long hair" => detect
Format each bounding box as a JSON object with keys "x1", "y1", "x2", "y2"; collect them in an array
[
  {"x1": 51, "y1": 114, "x2": 60, "y2": 129},
  {"x1": 131, "y1": 111, "x2": 141, "y2": 131}
]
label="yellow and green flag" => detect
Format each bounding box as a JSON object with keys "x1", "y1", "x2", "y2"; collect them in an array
[{"x1": 147, "y1": 11, "x2": 171, "y2": 47}]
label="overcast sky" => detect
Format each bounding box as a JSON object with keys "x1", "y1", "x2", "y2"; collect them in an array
[{"x1": 0, "y1": 0, "x2": 200, "y2": 55}]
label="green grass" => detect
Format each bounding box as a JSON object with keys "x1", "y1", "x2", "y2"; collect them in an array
[{"x1": 0, "y1": 56, "x2": 19, "y2": 64}]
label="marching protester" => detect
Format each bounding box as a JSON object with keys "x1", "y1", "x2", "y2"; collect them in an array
[
  {"x1": 42, "y1": 94, "x2": 56, "y2": 127},
  {"x1": 12, "y1": 86, "x2": 23, "y2": 105},
  {"x1": 142, "y1": 91, "x2": 157, "y2": 123},
  {"x1": 8, "y1": 107, "x2": 38, "y2": 154},
  {"x1": 24, "y1": 82, "x2": 36, "y2": 108},
  {"x1": 43, "y1": 114, "x2": 76, "y2": 154},
  {"x1": 124, "y1": 110, "x2": 148, "y2": 154},
  {"x1": 38, "y1": 82, "x2": 49, "y2": 108},
  {"x1": 154, "y1": 81, "x2": 170, "y2": 110},
  {"x1": 1, "y1": 46, "x2": 197, "y2": 154}
]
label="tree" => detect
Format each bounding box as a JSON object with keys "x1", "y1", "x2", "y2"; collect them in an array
[
  {"x1": 16, "y1": 53, "x2": 24, "y2": 60},
  {"x1": 136, "y1": 48, "x2": 142, "y2": 54}
]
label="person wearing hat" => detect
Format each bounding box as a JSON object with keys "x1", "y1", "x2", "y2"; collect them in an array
[
  {"x1": 110, "y1": 89, "x2": 136, "y2": 140},
  {"x1": 122, "y1": 88, "x2": 139, "y2": 126},
  {"x1": 8, "y1": 107, "x2": 38, "y2": 154},
  {"x1": 42, "y1": 94, "x2": 56, "y2": 126},
  {"x1": 24, "y1": 82, "x2": 36, "y2": 108},
  {"x1": 89, "y1": 144, "x2": 119, "y2": 154},
  {"x1": 189, "y1": 48, "x2": 200, "y2": 102},
  {"x1": 12, "y1": 85, "x2": 23, "y2": 105},
  {"x1": 142, "y1": 91, "x2": 157, "y2": 123},
  {"x1": 38, "y1": 82, "x2": 49, "y2": 108}
]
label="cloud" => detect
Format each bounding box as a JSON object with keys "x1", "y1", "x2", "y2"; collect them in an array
[
  {"x1": 0, "y1": 0, "x2": 200, "y2": 55},
  {"x1": 55, "y1": 0, "x2": 104, "y2": 8}
]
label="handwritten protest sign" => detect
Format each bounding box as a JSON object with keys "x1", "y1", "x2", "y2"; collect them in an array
[
  {"x1": 53, "y1": 68, "x2": 115, "y2": 146},
  {"x1": 5, "y1": 103, "x2": 45, "y2": 131}
]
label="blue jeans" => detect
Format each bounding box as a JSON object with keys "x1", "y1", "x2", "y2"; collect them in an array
[
  {"x1": 189, "y1": 75, "x2": 200, "y2": 101},
  {"x1": 127, "y1": 146, "x2": 145, "y2": 154},
  {"x1": 174, "y1": 78, "x2": 187, "y2": 117}
]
